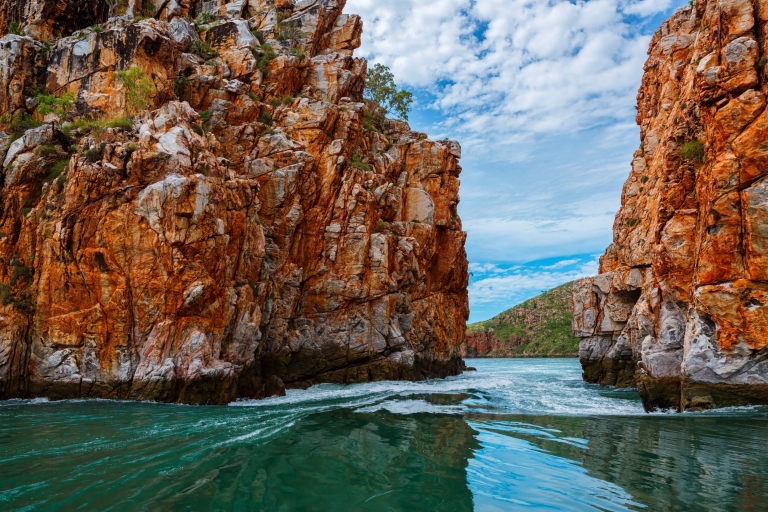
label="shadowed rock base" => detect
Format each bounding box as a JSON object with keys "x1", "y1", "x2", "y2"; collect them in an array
[
  {"x1": 636, "y1": 374, "x2": 681, "y2": 412},
  {"x1": 4, "y1": 353, "x2": 466, "y2": 405},
  {"x1": 681, "y1": 382, "x2": 768, "y2": 411},
  {"x1": 580, "y1": 357, "x2": 636, "y2": 389}
]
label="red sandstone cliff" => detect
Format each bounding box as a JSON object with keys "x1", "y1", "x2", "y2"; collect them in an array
[
  {"x1": 574, "y1": 0, "x2": 768, "y2": 411},
  {"x1": 0, "y1": 0, "x2": 469, "y2": 404}
]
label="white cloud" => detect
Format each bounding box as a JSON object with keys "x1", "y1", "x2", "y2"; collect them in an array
[
  {"x1": 468, "y1": 257, "x2": 599, "y2": 306},
  {"x1": 543, "y1": 259, "x2": 581, "y2": 270},
  {"x1": 622, "y1": 0, "x2": 674, "y2": 16},
  {"x1": 468, "y1": 262, "x2": 509, "y2": 274},
  {"x1": 346, "y1": 0, "x2": 684, "y2": 318},
  {"x1": 348, "y1": 0, "x2": 676, "y2": 153}
]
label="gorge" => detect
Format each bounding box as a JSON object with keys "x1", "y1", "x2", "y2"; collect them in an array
[{"x1": 3, "y1": 1, "x2": 768, "y2": 510}]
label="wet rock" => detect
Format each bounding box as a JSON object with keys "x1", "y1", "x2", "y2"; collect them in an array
[{"x1": 264, "y1": 375, "x2": 286, "y2": 397}]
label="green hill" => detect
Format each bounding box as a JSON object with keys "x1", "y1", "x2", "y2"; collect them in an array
[{"x1": 462, "y1": 281, "x2": 579, "y2": 358}]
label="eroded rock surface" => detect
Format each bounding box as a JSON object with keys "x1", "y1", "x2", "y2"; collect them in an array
[
  {"x1": 0, "y1": 0, "x2": 468, "y2": 404},
  {"x1": 574, "y1": 0, "x2": 768, "y2": 411}
]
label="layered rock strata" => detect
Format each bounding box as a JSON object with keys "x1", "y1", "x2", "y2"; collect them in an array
[
  {"x1": 0, "y1": 0, "x2": 469, "y2": 404},
  {"x1": 574, "y1": 0, "x2": 768, "y2": 411}
]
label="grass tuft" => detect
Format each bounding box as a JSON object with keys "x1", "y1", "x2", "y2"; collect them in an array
[
  {"x1": 350, "y1": 150, "x2": 371, "y2": 172},
  {"x1": 84, "y1": 148, "x2": 101, "y2": 162},
  {"x1": 681, "y1": 140, "x2": 705, "y2": 162}
]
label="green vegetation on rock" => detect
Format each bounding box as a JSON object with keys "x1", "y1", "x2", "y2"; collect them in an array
[
  {"x1": 116, "y1": 66, "x2": 154, "y2": 115},
  {"x1": 463, "y1": 281, "x2": 579, "y2": 358},
  {"x1": 681, "y1": 139, "x2": 705, "y2": 162},
  {"x1": 35, "y1": 90, "x2": 75, "y2": 118},
  {"x1": 364, "y1": 64, "x2": 413, "y2": 121}
]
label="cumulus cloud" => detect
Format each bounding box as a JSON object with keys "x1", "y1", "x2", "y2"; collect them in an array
[
  {"x1": 543, "y1": 259, "x2": 581, "y2": 270},
  {"x1": 348, "y1": 0, "x2": 677, "y2": 153},
  {"x1": 346, "y1": 0, "x2": 684, "y2": 319},
  {"x1": 469, "y1": 257, "x2": 599, "y2": 306}
]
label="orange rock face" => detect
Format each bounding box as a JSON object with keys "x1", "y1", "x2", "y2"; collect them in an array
[
  {"x1": 573, "y1": 0, "x2": 768, "y2": 411},
  {"x1": 0, "y1": 1, "x2": 469, "y2": 404},
  {"x1": 462, "y1": 330, "x2": 517, "y2": 357}
]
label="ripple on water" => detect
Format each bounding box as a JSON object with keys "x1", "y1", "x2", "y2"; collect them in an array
[{"x1": 1, "y1": 358, "x2": 767, "y2": 511}]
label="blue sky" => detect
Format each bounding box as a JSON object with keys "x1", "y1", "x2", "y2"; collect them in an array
[{"x1": 347, "y1": 0, "x2": 687, "y2": 322}]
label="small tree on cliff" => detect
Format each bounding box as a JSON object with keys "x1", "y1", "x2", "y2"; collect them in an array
[
  {"x1": 364, "y1": 63, "x2": 413, "y2": 121},
  {"x1": 116, "y1": 66, "x2": 155, "y2": 115},
  {"x1": 35, "y1": 90, "x2": 75, "y2": 119}
]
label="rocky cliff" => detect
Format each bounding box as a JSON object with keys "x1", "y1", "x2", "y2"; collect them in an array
[
  {"x1": 0, "y1": 0, "x2": 469, "y2": 404},
  {"x1": 573, "y1": 0, "x2": 768, "y2": 411},
  {"x1": 463, "y1": 282, "x2": 579, "y2": 358}
]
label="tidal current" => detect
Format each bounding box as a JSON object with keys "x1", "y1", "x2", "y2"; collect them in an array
[{"x1": 1, "y1": 358, "x2": 766, "y2": 511}]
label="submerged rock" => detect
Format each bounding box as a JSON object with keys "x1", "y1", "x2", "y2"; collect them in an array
[
  {"x1": 574, "y1": 0, "x2": 768, "y2": 412},
  {"x1": 0, "y1": 0, "x2": 469, "y2": 404}
]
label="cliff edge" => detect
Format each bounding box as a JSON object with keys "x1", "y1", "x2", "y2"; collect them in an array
[
  {"x1": 573, "y1": 0, "x2": 768, "y2": 411},
  {"x1": 0, "y1": 0, "x2": 469, "y2": 404}
]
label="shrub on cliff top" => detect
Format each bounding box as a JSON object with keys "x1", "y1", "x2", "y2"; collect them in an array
[
  {"x1": 681, "y1": 140, "x2": 705, "y2": 162},
  {"x1": 364, "y1": 64, "x2": 413, "y2": 121}
]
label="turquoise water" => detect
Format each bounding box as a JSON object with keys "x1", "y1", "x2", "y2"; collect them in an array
[{"x1": 1, "y1": 358, "x2": 767, "y2": 511}]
